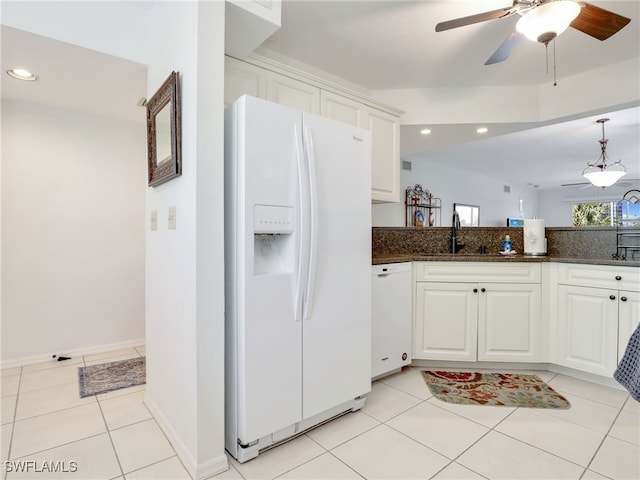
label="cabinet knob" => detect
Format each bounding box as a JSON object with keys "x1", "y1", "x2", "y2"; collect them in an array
[
  {"x1": 610, "y1": 295, "x2": 616, "y2": 300},
  {"x1": 481, "y1": 288, "x2": 486, "y2": 293},
  {"x1": 615, "y1": 275, "x2": 622, "y2": 281},
  {"x1": 473, "y1": 288, "x2": 478, "y2": 293},
  {"x1": 621, "y1": 296, "x2": 628, "y2": 302}
]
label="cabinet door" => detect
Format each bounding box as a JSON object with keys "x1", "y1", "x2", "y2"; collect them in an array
[
  {"x1": 224, "y1": 56, "x2": 267, "y2": 107},
  {"x1": 556, "y1": 285, "x2": 618, "y2": 376},
  {"x1": 478, "y1": 283, "x2": 541, "y2": 362},
  {"x1": 365, "y1": 107, "x2": 400, "y2": 203},
  {"x1": 321, "y1": 91, "x2": 364, "y2": 127},
  {"x1": 415, "y1": 282, "x2": 478, "y2": 361},
  {"x1": 618, "y1": 290, "x2": 640, "y2": 363},
  {"x1": 266, "y1": 71, "x2": 321, "y2": 114}
]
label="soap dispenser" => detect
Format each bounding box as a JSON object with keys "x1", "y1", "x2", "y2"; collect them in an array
[{"x1": 502, "y1": 235, "x2": 512, "y2": 252}]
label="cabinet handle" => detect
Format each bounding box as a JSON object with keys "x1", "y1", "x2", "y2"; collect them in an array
[
  {"x1": 615, "y1": 275, "x2": 622, "y2": 281},
  {"x1": 610, "y1": 295, "x2": 616, "y2": 300},
  {"x1": 481, "y1": 288, "x2": 486, "y2": 293},
  {"x1": 621, "y1": 296, "x2": 628, "y2": 302},
  {"x1": 473, "y1": 288, "x2": 478, "y2": 293}
]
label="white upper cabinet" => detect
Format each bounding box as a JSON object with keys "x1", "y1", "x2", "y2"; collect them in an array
[
  {"x1": 321, "y1": 91, "x2": 363, "y2": 127},
  {"x1": 225, "y1": 56, "x2": 267, "y2": 107},
  {"x1": 266, "y1": 71, "x2": 320, "y2": 114},
  {"x1": 365, "y1": 108, "x2": 400, "y2": 203},
  {"x1": 321, "y1": 91, "x2": 401, "y2": 202},
  {"x1": 225, "y1": 0, "x2": 281, "y2": 58},
  {"x1": 224, "y1": 55, "x2": 403, "y2": 203}
]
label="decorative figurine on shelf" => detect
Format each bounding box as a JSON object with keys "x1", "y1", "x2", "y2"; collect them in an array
[{"x1": 415, "y1": 210, "x2": 424, "y2": 227}]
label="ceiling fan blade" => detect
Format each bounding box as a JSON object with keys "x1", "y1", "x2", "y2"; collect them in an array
[
  {"x1": 570, "y1": 2, "x2": 631, "y2": 41},
  {"x1": 435, "y1": 6, "x2": 516, "y2": 32},
  {"x1": 485, "y1": 31, "x2": 525, "y2": 65},
  {"x1": 561, "y1": 182, "x2": 590, "y2": 187}
]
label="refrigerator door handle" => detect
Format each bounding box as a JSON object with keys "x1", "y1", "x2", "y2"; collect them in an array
[
  {"x1": 295, "y1": 124, "x2": 310, "y2": 322},
  {"x1": 303, "y1": 125, "x2": 318, "y2": 320}
]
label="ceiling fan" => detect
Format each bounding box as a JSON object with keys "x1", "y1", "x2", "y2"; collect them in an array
[{"x1": 435, "y1": 0, "x2": 631, "y2": 65}]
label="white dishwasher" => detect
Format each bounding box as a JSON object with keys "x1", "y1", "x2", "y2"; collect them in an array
[{"x1": 372, "y1": 262, "x2": 412, "y2": 378}]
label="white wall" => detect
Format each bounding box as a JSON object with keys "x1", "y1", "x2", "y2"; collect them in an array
[
  {"x1": 144, "y1": 2, "x2": 227, "y2": 477},
  {"x1": 1, "y1": 99, "x2": 145, "y2": 366},
  {"x1": 373, "y1": 157, "x2": 539, "y2": 227},
  {"x1": 1, "y1": 1, "x2": 228, "y2": 478}
]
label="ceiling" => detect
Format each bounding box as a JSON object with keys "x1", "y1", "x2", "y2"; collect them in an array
[
  {"x1": 1, "y1": 1, "x2": 638, "y2": 191},
  {"x1": 0, "y1": 25, "x2": 147, "y2": 124},
  {"x1": 260, "y1": 0, "x2": 640, "y2": 190}
]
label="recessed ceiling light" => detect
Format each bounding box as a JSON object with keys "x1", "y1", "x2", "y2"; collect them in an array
[
  {"x1": 420, "y1": 128, "x2": 432, "y2": 135},
  {"x1": 476, "y1": 127, "x2": 488, "y2": 134},
  {"x1": 7, "y1": 68, "x2": 38, "y2": 81}
]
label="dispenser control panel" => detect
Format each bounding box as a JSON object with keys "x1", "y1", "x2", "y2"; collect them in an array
[{"x1": 254, "y1": 204, "x2": 294, "y2": 234}]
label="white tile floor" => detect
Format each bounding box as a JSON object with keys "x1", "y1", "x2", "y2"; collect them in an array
[{"x1": 2, "y1": 349, "x2": 639, "y2": 480}]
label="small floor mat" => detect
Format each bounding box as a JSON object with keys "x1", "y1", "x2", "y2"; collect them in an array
[
  {"x1": 78, "y1": 357, "x2": 145, "y2": 398},
  {"x1": 422, "y1": 370, "x2": 570, "y2": 409}
]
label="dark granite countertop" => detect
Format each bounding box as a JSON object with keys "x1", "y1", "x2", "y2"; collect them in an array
[{"x1": 372, "y1": 254, "x2": 640, "y2": 268}]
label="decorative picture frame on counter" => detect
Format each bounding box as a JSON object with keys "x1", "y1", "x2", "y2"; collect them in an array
[{"x1": 147, "y1": 71, "x2": 181, "y2": 187}]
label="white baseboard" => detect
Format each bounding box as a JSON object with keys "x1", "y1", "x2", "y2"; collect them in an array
[
  {"x1": 145, "y1": 393, "x2": 229, "y2": 480},
  {"x1": 0, "y1": 338, "x2": 146, "y2": 370}
]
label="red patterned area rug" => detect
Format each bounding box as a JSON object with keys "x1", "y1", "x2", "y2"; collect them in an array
[{"x1": 422, "y1": 371, "x2": 570, "y2": 409}]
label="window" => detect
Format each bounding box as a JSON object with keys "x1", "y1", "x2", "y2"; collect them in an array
[{"x1": 572, "y1": 200, "x2": 640, "y2": 227}]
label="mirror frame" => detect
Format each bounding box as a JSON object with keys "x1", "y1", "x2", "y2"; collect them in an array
[
  {"x1": 147, "y1": 71, "x2": 181, "y2": 187},
  {"x1": 454, "y1": 203, "x2": 480, "y2": 227}
]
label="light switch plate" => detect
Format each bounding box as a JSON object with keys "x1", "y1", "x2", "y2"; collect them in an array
[
  {"x1": 168, "y1": 206, "x2": 177, "y2": 230},
  {"x1": 150, "y1": 210, "x2": 158, "y2": 231}
]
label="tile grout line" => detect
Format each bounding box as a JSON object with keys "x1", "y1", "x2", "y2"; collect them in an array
[
  {"x1": 95, "y1": 393, "x2": 126, "y2": 479},
  {"x1": 581, "y1": 403, "x2": 632, "y2": 477},
  {"x1": 3, "y1": 366, "x2": 22, "y2": 480}
]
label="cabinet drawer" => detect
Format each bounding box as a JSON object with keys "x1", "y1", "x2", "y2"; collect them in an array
[
  {"x1": 558, "y1": 263, "x2": 640, "y2": 291},
  {"x1": 414, "y1": 262, "x2": 541, "y2": 283}
]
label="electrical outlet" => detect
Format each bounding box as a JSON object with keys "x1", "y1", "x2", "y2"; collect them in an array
[
  {"x1": 168, "y1": 206, "x2": 177, "y2": 230},
  {"x1": 150, "y1": 210, "x2": 158, "y2": 231}
]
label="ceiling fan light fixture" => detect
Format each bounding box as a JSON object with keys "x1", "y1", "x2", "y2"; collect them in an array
[
  {"x1": 516, "y1": 1, "x2": 581, "y2": 43},
  {"x1": 581, "y1": 118, "x2": 627, "y2": 188}
]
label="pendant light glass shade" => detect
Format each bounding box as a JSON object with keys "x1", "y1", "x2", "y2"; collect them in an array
[
  {"x1": 582, "y1": 118, "x2": 627, "y2": 188},
  {"x1": 583, "y1": 164, "x2": 627, "y2": 188},
  {"x1": 516, "y1": 1, "x2": 581, "y2": 43}
]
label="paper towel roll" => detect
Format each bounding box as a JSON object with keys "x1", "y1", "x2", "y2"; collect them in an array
[{"x1": 524, "y1": 219, "x2": 546, "y2": 256}]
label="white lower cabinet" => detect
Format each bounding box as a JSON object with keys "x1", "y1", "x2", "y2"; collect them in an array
[
  {"x1": 553, "y1": 263, "x2": 640, "y2": 377},
  {"x1": 479, "y1": 283, "x2": 541, "y2": 362},
  {"x1": 415, "y1": 282, "x2": 478, "y2": 361},
  {"x1": 555, "y1": 285, "x2": 619, "y2": 376},
  {"x1": 618, "y1": 290, "x2": 640, "y2": 363},
  {"x1": 414, "y1": 263, "x2": 542, "y2": 363}
]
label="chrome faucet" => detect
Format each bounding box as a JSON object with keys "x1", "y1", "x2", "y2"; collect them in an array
[{"x1": 451, "y1": 211, "x2": 465, "y2": 254}]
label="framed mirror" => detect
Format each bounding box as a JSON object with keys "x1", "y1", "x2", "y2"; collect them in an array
[
  {"x1": 147, "y1": 71, "x2": 181, "y2": 187},
  {"x1": 454, "y1": 203, "x2": 480, "y2": 227}
]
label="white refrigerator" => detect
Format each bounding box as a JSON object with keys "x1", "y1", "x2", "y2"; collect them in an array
[{"x1": 224, "y1": 95, "x2": 372, "y2": 462}]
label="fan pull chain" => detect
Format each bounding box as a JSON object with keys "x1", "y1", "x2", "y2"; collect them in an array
[
  {"x1": 553, "y1": 40, "x2": 557, "y2": 86},
  {"x1": 545, "y1": 43, "x2": 549, "y2": 74},
  {"x1": 545, "y1": 40, "x2": 558, "y2": 86}
]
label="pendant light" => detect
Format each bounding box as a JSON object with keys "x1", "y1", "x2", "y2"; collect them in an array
[{"x1": 582, "y1": 118, "x2": 627, "y2": 188}]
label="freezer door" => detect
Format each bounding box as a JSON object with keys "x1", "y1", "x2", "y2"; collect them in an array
[
  {"x1": 300, "y1": 113, "x2": 372, "y2": 419},
  {"x1": 230, "y1": 96, "x2": 304, "y2": 444}
]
